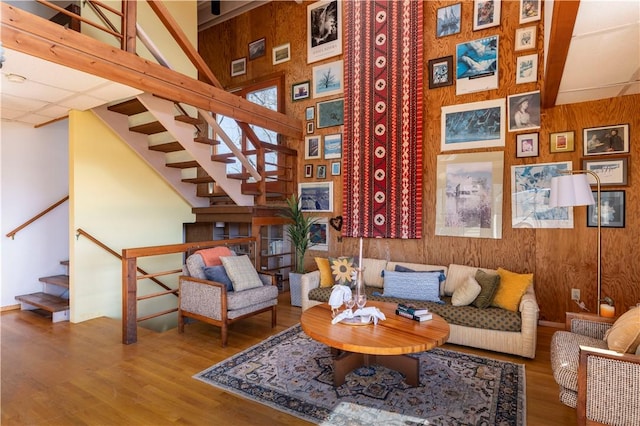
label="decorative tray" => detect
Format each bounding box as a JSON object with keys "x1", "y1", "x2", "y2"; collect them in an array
[{"x1": 340, "y1": 315, "x2": 372, "y2": 326}]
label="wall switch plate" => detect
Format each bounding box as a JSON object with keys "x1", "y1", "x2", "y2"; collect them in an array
[{"x1": 571, "y1": 288, "x2": 581, "y2": 301}]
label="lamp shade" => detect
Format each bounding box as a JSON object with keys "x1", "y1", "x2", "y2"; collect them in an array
[{"x1": 549, "y1": 174, "x2": 595, "y2": 208}]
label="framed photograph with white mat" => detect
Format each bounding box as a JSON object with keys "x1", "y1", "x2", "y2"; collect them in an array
[
  {"x1": 312, "y1": 60, "x2": 343, "y2": 99},
  {"x1": 299, "y1": 182, "x2": 333, "y2": 212},
  {"x1": 516, "y1": 54, "x2": 537, "y2": 84},
  {"x1": 516, "y1": 133, "x2": 539, "y2": 158},
  {"x1": 473, "y1": 0, "x2": 501, "y2": 31},
  {"x1": 441, "y1": 98, "x2": 505, "y2": 151},
  {"x1": 307, "y1": 0, "x2": 342, "y2": 63},
  {"x1": 456, "y1": 35, "x2": 499, "y2": 95}
]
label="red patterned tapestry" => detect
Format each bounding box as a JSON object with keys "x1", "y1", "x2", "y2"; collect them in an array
[{"x1": 343, "y1": 0, "x2": 423, "y2": 239}]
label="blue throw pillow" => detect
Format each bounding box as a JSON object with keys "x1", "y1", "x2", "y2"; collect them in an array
[
  {"x1": 203, "y1": 265, "x2": 234, "y2": 292},
  {"x1": 381, "y1": 270, "x2": 444, "y2": 303},
  {"x1": 394, "y1": 265, "x2": 447, "y2": 283}
]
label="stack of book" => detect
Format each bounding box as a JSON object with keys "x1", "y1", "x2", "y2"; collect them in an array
[{"x1": 395, "y1": 303, "x2": 433, "y2": 322}]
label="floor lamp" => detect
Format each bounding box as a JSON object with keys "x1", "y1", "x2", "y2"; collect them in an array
[{"x1": 549, "y1": 170, "x2": 602, "y2": 315}]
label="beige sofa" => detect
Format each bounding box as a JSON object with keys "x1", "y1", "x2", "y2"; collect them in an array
[{"x1": 300, "y1": 259, "x2": 539, "y2": 358}]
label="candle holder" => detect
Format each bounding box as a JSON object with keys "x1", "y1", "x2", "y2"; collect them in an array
[{"x1": 354, "y1": 267, "x2": 366, "y2": 309}]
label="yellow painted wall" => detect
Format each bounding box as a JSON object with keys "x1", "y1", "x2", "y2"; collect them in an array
[{"x1": 69, "y1": 110, "x2": 194, "y2": 323}]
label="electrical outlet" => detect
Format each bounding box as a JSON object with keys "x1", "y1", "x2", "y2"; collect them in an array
[{"x1": 571, "y1": 288, "x2": 581, "y2": 301}]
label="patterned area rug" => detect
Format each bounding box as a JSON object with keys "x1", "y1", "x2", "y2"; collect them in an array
[
  {"x1": 194, "y1": 325, "x2": 526, "y2": 425},
  {"x1": 343, "y1": 0, "x2": 423, "y2": 239}
]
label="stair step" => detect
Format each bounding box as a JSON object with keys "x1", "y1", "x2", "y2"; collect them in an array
[
  {"x1": 129, "y1": 121, "x2": 166, "y2": 135},
  {"x1": 175, "y1": 115, "x2": 202, "y2": 125},
  {"x1": 39, "y1": 275, "x2": 69, "y2": 288},
  {"x1": 182, "y1": 176, "x2": 214, "y2": 184},
  {"x1": 194, "y1": 136, "x2": 219, "y2": 145},
  {"x1": 15, "y1": 292, "x2": 69, "y2": 313},
  {"x1": 166, "y1": 161, "x2": 199, "y2": 169},
  {"x1": 149, "y1": 141, "x2": 183, "y2": 153},
  {"x1": 107, "y1": 98, "x2": 147, "y2": 115}
]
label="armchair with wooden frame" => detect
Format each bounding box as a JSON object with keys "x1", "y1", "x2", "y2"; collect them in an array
[
  {"x1": 178, "y1": 248, "x2": 278, "y2": 347},
  {"x1": 551, "y1": 311, "x2": 640, "y2": 426}
]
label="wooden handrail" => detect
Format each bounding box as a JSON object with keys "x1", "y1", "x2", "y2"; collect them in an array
[
  {"x1": 37, "y1": 0, "x2": 124, "y2": 41},
  {"x1": 121, "y1": 237, "x2": 256, "y2": 344},
  {"x1": 6, "y1": 196, "x2": 69, "y2": 239},
  {"x1": 76, "y1": 228, "x2": 177, "y2": 296}
]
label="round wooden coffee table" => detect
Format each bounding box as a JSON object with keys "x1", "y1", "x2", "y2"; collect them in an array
[{"x1": 300, "y1": 300, "x2": 450, "y2": 387}]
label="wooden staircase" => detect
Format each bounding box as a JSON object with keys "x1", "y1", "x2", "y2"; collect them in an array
[
  {"x1": 15, "y1": 260, "x2": 70, "y2": 323},
  {"x1": 93, "y1": 94, "x2": 297, "y2": 209}
]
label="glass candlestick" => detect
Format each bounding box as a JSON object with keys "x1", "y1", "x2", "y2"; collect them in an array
[{"x1": 354, "y1": 267, "x2": 366, "y2": 309}]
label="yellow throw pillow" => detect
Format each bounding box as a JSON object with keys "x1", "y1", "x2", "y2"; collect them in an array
[
  {"x1": 491, "y1": 267, "x2": 533, "y2": 311},
  {"x1": 605, "y1": 306, "x2": 640, "y2": 353},
  {"x1": 315, "y1": 257, "x2": 334, "y2": 288}
]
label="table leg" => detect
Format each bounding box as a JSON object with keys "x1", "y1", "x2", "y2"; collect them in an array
[
  {"x1": 333, "y1": 351, "x2": 365, "y2": 387},
  {"x1": 331, "y1": 350, "x2": 420, "y2": 387}
]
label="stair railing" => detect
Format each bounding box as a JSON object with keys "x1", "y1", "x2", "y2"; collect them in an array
[
  {"x1": 76, "y1": 228, "x2": 178, "y2": 295},
  {"x1": 5, "y1": 196, "x2": 69, "y2": 239},
  {"x1": 121, "y1": 237, "x2": 256, "y2": 344}
]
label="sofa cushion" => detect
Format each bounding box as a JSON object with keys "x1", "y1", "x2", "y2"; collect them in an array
[
  {"x1": 315, "y1": 257, "x2": 334, "y2": 288},
  {"x1": 226, "y1": 284, "x2": 279, "y2": 311},
  {"x1": 361, "y1": 258, "x2": 387, "y2": 288},
  {"x1": 604, "y1": 306, "x2": 640, "y2": 353},
  {"x1": 194, "y1": 246, "x2": 234, "y2": 266},
  {"x1": 452, "y1": 276, "x2": 482, "y2": 306},
  {"x1": 220, "y1": 255, "x2": 264, "y2": 292},
  {"x1": 329, "y1": 256, "x2": 357, "y2": 285},
  {"x1": 203, "y1": 265, "x2": 234, "y2": 292},
  {"x1": 444, "y1": 264, "x2": 495, "y2": 296},
  {"x1": 550, "y1": 330, "x2": 608, "y2": 392},
  {"x1": 492, "y1": 268, "x2": 533, "y2": 311},
  {"x1": 472, "y1": 269, "x2": 501, "y2": 309},
  {"x1": 380, "y1": 270, "x2": 444, "y2": 303},
  {"x1": 387, "y1": 262, "x2": 448, "y2": 295}
]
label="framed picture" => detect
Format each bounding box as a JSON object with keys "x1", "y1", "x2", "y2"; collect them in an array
[
  {"x1": 516, "y1": 54, "x2": 538, "y2": 84},
  {"x1": 515, "y1": 26, "x2": 537, "y2": 51},
  {"x1": 436, "y1": 3, "x2": 461, "y2": 38},
  {"x1": 272, "y1": 43, "x2": 290, "y2": 65},
  {"x1": 507, "y1": 90, "x2": 541, "y2": 132},
  {"x1": 456, "y1": 35, "x2": 499, "y2": 95},
  {"x1": 583, "y1": 124, "x2": 629, "y2": 156},
  {"x1": 550, "y1": 131, "x2": 575, "y2": 153},
  {"x1": 317, "y1": 98, "x2": 344, "y2": 128},
  {"x1": 587, "y1": 191, "x2": 625, "y2": 228},
  {"x1": 441, "y1": 98, "x2": 505, "y2": 151},
  {"x1": 292, "y1": 81, "x2": 310, "y2": 102},
  {"x1": 309, "y1": 218, "x2": 329, "y2": 251},
  {"x1": 306, "y1": 121, "x2": 315, "y2": 134},
  {"x1": 435, "y1": 151, "x2": 504, "y2": 239},
  {"x1": 516, "y1": 132, "x2": 539, "y2": 158},
  {"x1": 304, "y1": 136, "x2": 321, "y2": 159},
  {"x1": 582, "y1": 157, "x2": 629, "y2": 186},
  {"x1": 428, "y1": 56, "x2": 454, "y2": 89},
  {"x1": 307, "y1": 0, "x2": 342, "y2": 64},
  {"x1": 312, "y1": 60, "x2": 343, "y2": 98},
  {"x1": 519, "y1": 0, "x2": 541, "y2": 24},
  {"x1": 299, "y1": 182, "x2": 333, "y2": 212},
  {"x1": 305, "y1": 106, "x2": 315, "y2": 121},
  {"x1": 323, "y1": 133, "x2": 342, "y2": 159},
  {"x1": 473, "y1": 0, "x2": 501, "y2": 31},
  {"x1": 248, "y1": 38, "x2": 266, "y2": 60},
  {"x1": 511, "y1": 161, "x2": 574, "y2": 228},
  {"x1": 317, "y1": 165, "x2": 327, "y2": 179},
  {"x1": 304, "y1": 164, "x2": 313, "y2": 178},
  {"x1": 230, "y1": 57, "x2": 246, "y2": 77},
  {"x1": 331, "y1": 161, "x2": 341, "y2": 176}
]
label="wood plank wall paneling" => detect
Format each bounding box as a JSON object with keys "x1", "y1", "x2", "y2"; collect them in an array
[{"x1": 198, "y1": 1, "x2": 640, "y2": 322}]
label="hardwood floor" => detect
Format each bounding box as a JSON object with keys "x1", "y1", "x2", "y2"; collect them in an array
[{"x1": 1, "y1": 293, "x2": 576, "y2": 425}]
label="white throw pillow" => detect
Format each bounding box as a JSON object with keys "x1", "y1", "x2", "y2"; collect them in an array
[
  {"x1": 451, "y1": 276, "x2": 482, "y2": 306},
  {"x1": 220, "y1": 255, "x2": 263, "y2": 292}
]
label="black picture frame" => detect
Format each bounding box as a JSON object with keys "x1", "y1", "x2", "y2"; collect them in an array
[
  {"x1": 428, "y1": 56, "x2": 454, "y2": 89},
  {"x1": 292, "y1": 81, "x2": 310, "y2": 102},
  {"x1": 587, "y1": 190, "x2": 625, "y2": 228}
]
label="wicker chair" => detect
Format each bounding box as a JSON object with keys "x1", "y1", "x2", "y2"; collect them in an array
[
  {"x1": 551, "y1": 312, "x2": 640, "y2": 426},
  {"x1": 178, "y1": 249, "x2": 278, "y2": 347}
]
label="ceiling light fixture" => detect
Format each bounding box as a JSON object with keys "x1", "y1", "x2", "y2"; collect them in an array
[{"x1": 6, "y1": 73, "x2": 27, "y2": 83}]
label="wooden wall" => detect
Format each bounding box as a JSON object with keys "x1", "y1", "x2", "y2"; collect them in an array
[{"x1": 199, "y1": 0, "x2": 639, "y2": 323}]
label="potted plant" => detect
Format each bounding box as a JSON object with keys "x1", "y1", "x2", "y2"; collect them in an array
[{"x1": 279, "y1": 195, "x2": 317, "y2": 307}]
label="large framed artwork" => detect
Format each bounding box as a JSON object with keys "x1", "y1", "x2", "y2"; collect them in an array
[
  {"x1": 511, "y1": 161, "x2": 574, "y2": 228},
  {"x1": 456, "y1": 35, "x2": 499, "y2": 95},
  {"x1": 299, "y1": 182, "x2": 333, "y2": 212},
  {"x1": 583, "y1": 124, "x2": 629, "y2": 156},
  {"x1": 307, "y1": 0, "x2": 342, "y2": 64},
  {"x1": 312, "y1": 60, "x2": 343, "y2": 99},
  {"x1": 441, "y1": 98, "x2": 505, "y2": 151},
  {"x1": 435, "y1": 151, "x2": 504, "y2": 239}
]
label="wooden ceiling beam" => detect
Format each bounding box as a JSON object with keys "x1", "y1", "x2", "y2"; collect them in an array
[
  {"x1": 0, "y1": 3, "x2": 302, "y2": 138},
  {"x1": 542, "y1": 0, "x2": 581, "y2": 108}
]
